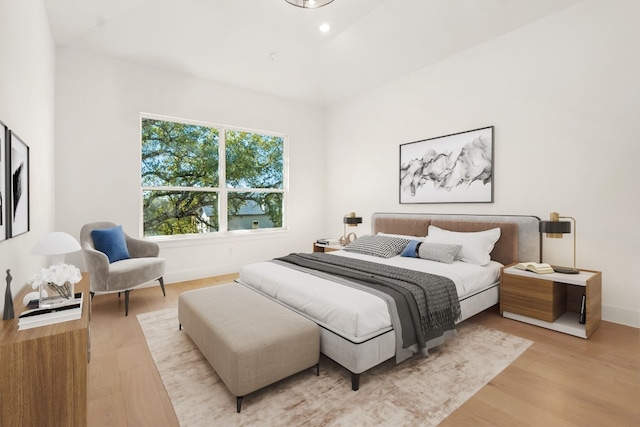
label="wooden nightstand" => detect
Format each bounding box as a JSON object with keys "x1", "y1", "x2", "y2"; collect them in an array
[
  {"x1": 500, "y1": 264, "x2": 602, "y2": 338},
  {"x1": 312, "y1": 242, "x2": 343, "y2": 253}
]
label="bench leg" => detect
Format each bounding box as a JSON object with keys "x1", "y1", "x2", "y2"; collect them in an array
[
  {"x1": 233, "y1": 363, "x2": 318, "y2": 413},
  {"x1": 351, "y1": 373, "x2": 360, "y2": 391}
]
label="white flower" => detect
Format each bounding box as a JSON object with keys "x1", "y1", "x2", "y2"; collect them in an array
[{"x1": 28, "y1": 263, "x2": 82, "y2": 289}]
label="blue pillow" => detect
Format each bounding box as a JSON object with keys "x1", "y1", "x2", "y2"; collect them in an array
[
  {"x1": 400, "y1": 240, "x2": 422, "y2": 258},
  {"x1": 91, "y1": 225, "x2": 131, "y2": 263}
]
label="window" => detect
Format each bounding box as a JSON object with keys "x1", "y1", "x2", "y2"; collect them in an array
[{"x1": 141, "y1": 115, "x2": 287, "y2": 238}]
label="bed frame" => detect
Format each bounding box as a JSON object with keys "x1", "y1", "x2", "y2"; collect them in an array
[{"x1": 243, "y1": 213, "x2": 541, "y2": 391}]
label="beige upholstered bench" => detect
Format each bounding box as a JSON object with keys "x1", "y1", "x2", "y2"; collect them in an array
[{"x1": 178, "y1": 283, "x2": 320, "y2": 412}]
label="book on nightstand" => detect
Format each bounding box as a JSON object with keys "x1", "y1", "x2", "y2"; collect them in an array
[
  {"x1": 513, "y1": 262, "x2": 554, "y2": 274},
  {"x1": 18, "y1": 293, "x2": 83, "y2": 330},
  {"x1": 317, "y1": 238, "x2": 340, "y2": 246}
]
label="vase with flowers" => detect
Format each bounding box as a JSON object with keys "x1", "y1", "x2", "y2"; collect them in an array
[{"x1": 28, "y1": 263, "x2": 82, "y2": 308}]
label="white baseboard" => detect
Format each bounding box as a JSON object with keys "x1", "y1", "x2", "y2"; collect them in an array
[
  {"x1": 131, "y1": 266, "x2": 239, "y2": 291},
  {"x1": 602, "y1": 304, "x2": 640, "y2": 329},
  {"x1": 162, "y1": 265, "x2": 241, "y2": 285}
]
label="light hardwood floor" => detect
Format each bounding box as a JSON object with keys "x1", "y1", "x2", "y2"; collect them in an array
[{"x1": 88, "y1": 275, "x2": 640, "y2": 426}]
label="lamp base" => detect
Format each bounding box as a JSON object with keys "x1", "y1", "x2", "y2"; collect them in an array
[
  {"x1": 552, "y1": 265, "x2": 580, "y2": 274},
  {"x1": 338, "y1": 232, "x2": 358, "y2": 246}
]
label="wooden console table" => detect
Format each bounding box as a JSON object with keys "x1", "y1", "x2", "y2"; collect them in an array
[{"x1": 0, "y1": 273, "x2": 90, "y2": 426}]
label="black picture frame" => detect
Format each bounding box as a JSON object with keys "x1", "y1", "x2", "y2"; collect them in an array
[
  {"x1": 399, "y1": 126, "x2": 494, "y2": 204},
  {"x1": 0, "y1": 122, "x2": 7, "y2": 241},
  {"x1": 8, "y1": 130, "x2": 29, "y2": 237}
]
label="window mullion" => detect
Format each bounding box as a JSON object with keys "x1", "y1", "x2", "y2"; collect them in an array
[
  {"x1": 142, "y1": 186, "x2": 218, "y2": 192},
  {"x1": 226, "y1": 188, "x2": 284, "y2": 194},
  {"x1": 218, "y1": 128, "x2": 228, "y2": 233}
]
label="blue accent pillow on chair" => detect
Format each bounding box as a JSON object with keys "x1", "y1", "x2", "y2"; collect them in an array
[{"x1": 91, "y1": 225, "x2": 131, "y2": 263}]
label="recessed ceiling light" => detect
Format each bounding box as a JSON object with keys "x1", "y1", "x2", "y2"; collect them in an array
[{"x1": 319, "y1": 23, "x2": 331, "y2": 33}]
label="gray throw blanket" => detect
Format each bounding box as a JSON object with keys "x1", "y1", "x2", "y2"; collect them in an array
[{"x1": 274, "y1": 253, "x2": 461, "y2": 352}]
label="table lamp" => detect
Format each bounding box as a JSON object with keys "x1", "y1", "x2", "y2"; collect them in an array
[
  {"x1": 539, "y1": 212, "x2": 578, "y2": 274},
  {"x1": 32, "y1": 231, "x2": 81, "y2": 265},
  {"x1": 339, "y1": 212, "x2": 362, "y2": 245}
]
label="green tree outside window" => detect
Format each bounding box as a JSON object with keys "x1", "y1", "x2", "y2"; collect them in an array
[{"x1": 141, "y1": 117, "x2": 286, "y2": 237}]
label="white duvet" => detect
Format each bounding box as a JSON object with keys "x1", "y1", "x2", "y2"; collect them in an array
[{"x1": 238, "y1": 250, "x2": 502, "y2": 341}]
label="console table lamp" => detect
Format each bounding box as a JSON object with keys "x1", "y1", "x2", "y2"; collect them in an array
[
  {"x1": 339, "y1": 212, "x2": 362, "y2": 246},
  {"x1": 32, "y1": 231, "x2": 81, "y2": 265},
  {"x1": 539, "y1": 212, "x2": 578, "y2": 274}
]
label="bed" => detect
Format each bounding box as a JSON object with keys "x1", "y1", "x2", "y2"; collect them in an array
[{"x1": 237, "y1": 212, "x2": 541, "y2": 390}]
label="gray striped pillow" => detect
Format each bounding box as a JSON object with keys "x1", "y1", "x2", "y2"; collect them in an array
[{"x1": 418, "y1": 242, "x2": 462, "y2": 264}]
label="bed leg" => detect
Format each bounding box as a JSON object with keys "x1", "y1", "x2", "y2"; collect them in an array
[{"x1": 351, "y1": 373, "x2": 360, "y2": 391}]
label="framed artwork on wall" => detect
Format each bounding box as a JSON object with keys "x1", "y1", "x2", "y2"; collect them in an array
[
  {"x1": 0, "y1": 122, "x2": 6, "y2": 241},
  {"x1": 399, "y1": 126, "x2": 494, "y2": 204},
  {"x1": 8, "y1": 131, "x2": 29, "y2": 237}
]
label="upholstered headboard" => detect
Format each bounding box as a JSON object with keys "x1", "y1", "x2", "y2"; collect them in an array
[{"x1": 371, "y1": 213, "x2": 541, "y2": 265}]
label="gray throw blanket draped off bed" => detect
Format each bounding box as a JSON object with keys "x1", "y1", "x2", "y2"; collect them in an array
[{"x1": 273, "y1": 253, "x2": 461, "y2": 356}]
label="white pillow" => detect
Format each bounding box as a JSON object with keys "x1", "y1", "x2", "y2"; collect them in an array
[{"x1": 425, "y1": 225, "x2": 501, "y2": 266}]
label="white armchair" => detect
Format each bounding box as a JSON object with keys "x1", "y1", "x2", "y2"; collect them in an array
[{"x1": 80, "y1": 221, "x2": 166, "y2": 316}]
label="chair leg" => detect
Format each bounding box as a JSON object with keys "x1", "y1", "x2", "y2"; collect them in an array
[
  {"x1": 124, "y1": 290, "x2": 130, "y2": 316},
  {"x1": 158, "y1": 277, "x2": 166, "y2": 297}
]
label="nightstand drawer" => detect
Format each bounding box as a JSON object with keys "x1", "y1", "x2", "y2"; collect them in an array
[{"x1": 501, "y1": 275, "x2": 567, "y2": 322}]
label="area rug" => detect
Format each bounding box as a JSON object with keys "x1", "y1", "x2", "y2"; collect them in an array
[{"x1": 138, "y1": 308, "x2": 532, "y2": 427}]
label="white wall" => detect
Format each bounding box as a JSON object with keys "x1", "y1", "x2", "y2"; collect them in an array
[
  {"x1": 324, "y1": 0, "x2": 640, "y2": 327},
  {"x1": 55, "y1": 49, "x2": 326, "y2": 283},
  {"x1": 0, "y1": 0, "x2": 56, "y2": 313},
  {"x1": 51, "y1": 1, "x2": 640, "y2": 327}
]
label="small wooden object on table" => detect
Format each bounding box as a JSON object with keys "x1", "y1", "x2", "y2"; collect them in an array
[{"x1": 500, "y1": 264, "x2": 601, "y2": 338}]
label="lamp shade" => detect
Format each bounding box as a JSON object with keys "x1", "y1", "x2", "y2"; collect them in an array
[
  {"x1": 32, "y1": 232, "x2": 81, "y2": 257},
  {"x1": 344, "y1": 216, "x2": 363, "y2": 226},
  {"x1": 285, "y1": 0, "x2": 335, "y2": 8},
  {"x1": 539, "y1": 221, "x2": 571, "y2": 234}
]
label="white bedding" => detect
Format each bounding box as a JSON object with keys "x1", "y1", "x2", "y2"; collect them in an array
[{"x1": 238, "y1": 250, "x2": 502, "y2": 342}]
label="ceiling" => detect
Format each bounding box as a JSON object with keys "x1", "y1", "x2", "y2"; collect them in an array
[{"x1": 43, "y1": 0, "x2": 582, "y2": 107}]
